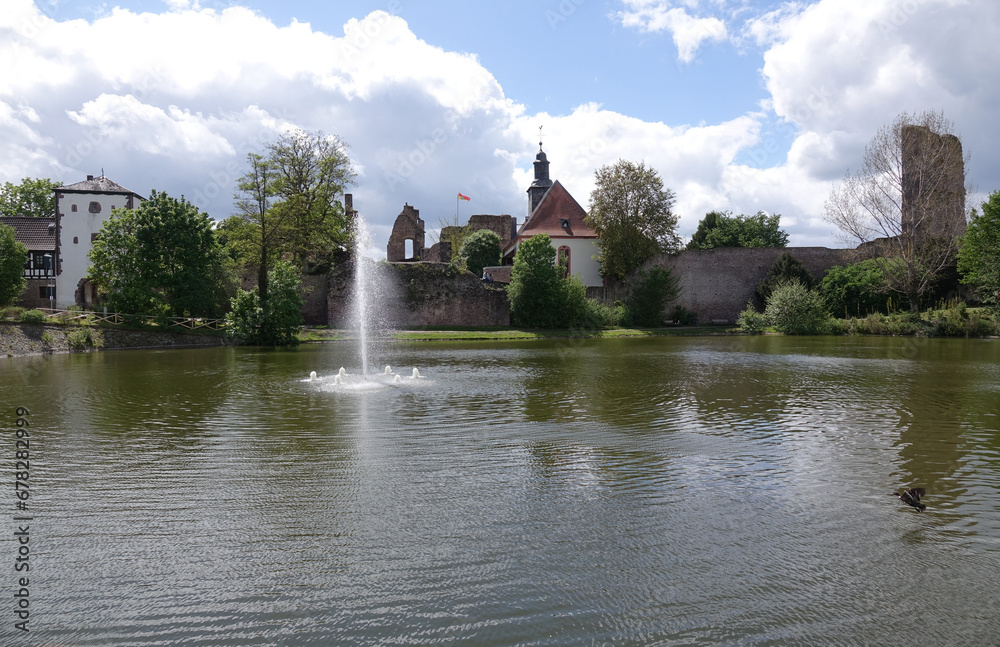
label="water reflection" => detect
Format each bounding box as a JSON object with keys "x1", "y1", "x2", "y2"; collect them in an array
[{"x1": 2, "y1": 337, "x2": 999, "y2": 645}]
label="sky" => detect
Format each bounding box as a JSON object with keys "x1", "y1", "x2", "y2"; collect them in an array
[{"x1": 2, "y1": 0, "x2": 998, "y2": 258}]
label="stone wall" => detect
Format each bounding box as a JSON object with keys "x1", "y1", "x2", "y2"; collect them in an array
[
  {"x1": 299, "y1": 273, "x2": 330, "y2": 326},
  {"x1": 327, "y1": 261, "x2": 509, "y2": 328},
  {"x1": 629, "y1": 247, "x2": 853, "y2": 323}
]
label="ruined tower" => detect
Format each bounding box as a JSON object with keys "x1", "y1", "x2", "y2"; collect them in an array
[{"x1": 901, "y1": 124, "x2": 966, "y2": 243}]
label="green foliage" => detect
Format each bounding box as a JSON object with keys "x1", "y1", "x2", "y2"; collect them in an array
[
  {"x1": 628, "y1": 266, "x2": 680, "y2": 326},
  {"x1": 458, "y1": 228, "x2": 502, "y2": 276},
  {"x1": 0, "y1": 178, "x2": 60, "y2": 218},
  {"x1": 88, "y1": 191, "x2": 235, "y2": 317},
  {"x1": 586, "y1": 159, "x2": 681, "y2": 279},
  {"x1": 225, "y1": 260, "x2": 303, "y2": 345},
  {"x1": 819, "y1": 259, "x2": 897, "y2": 317},
  {"x1": 757, "y1": 251, "x2": 815, "y2": 303},
  {"x1": 737, "y1": 302, "x2": 768, "y2": 334},
  {"x1": 227, "y1": 130, "x2": 356, "y2": 298},
  {"x1": 19, "y1": 309, "x2": 46, "y2": 323},
  {"x1": 669, "y1": 305, "x2": 698, "y2": 325},
  {"x1": 67, "y1": 327, "x2": 103, "y2": 350},
  {"x1": 0, "y1": 223, "x2": 28, "y2": 307},
  {"x1": 763, "y1": 280, "x2": 830, "y2": 335},
  {"x1": 508, "y1": 234, "x2": 563, "y2": 327},
  {"x1": 958, "y1": 190, "x2": 1000, "y2": 314},
  {"x1": 687, "y1": 210, "x2": 788, "y2": 249}
]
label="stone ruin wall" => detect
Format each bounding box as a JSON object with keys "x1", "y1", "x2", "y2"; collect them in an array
[
  {"x1": 603, "y1": 246, "x2": 854, "y2": 324},
  {"x1": 326, "y1": 261, "x2": 509, "y2": 329}
]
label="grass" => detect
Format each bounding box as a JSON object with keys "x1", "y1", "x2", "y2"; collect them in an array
[{"x1": 298, "y1": 325, "x2": 736, "y2": 343}]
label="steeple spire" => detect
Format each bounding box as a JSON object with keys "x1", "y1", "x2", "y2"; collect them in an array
[{"x1": 527, "y1": 126, "x2": 553, "y2": 215}]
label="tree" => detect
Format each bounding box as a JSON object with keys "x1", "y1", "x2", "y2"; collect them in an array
[
  {"x1": 958, "y1": 190, "x2": 1000, "y2": 313},
  {"x1": 628, "y1": 266, "x2": 680, "y2": 326},
  {"x1": 226, "y1": 130, "x2": 356, "y2": 302},
  {"x1": 225, "y1": 260, "x2": 303, "y2": 345},
  {"x1": 0, "y1": 178, "x2": 60, "y2": 218},
  {"x1": 687, "y1": 210, "x2": 788, "y2": 249},
  {"x1": 819, "y1": 259, "x2": 896, "y2": 317},
  {"x1": 507, "y1": 234, "x2": 563, "y2": 327},
  {"x1": 89, "y1": 191, "x2": 234, "y2": 317},
  {"x1": 825, "y1": 110, "x2": 967, "y2": 312},
  {"x1": 756, "y1": 251, "x2": 815, "y2": 304},
  {"x1": 764, "y1": 280, "x2": 829, "y2": 335},
  {"x1": 458, "y1": 229, "x2": 502, "y2": 276},
  {"x1": 586, "y1": 159, "x2": 680, "y2": 279},
  {"x1": 267, "y1": 130, "x2": 356, "y2": 271},
  {"x1": 0, "y1": 223, "x2": 28, "y2": 307}
]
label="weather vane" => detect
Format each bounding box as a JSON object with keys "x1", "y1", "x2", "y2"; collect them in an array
[{"x1": 539, "y1": 125, "x2": 543, "y2": 151}]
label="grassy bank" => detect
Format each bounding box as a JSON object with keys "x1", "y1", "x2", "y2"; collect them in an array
[{"x1": 299, "y1": 325, "x2": 736, "y2": 343}]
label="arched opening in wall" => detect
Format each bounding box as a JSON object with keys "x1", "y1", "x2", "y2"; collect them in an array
[
  {"x1": 557, "y1": 246, "x2": 571, "y2": 279},
  {"x1": 405, "y1": 239, "x2": 414, "y2": 260}
]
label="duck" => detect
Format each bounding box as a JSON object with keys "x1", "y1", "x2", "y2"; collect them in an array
[{"x1": 891, "y1": 487, "x2": 927, "y2": 511}]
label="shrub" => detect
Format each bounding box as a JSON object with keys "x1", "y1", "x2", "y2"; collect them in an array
[
  {"x1": 764, "y1": 280, "x2": 829, "y2": 335},
  {"x1": 225, "y1": 260, "x2": 303, "y2": 345},
  {"x1": 628, "y1": 266, "x2": 680, "y2": 326},
  {"x1": 819, "y1": 259, "x2": 896, "y2": 317},
  {"x1": 737, "y1": 302, "x2": 768, "y2": 334},
  {"x1": 19, "y1": 309, "x2": 46, "y2": 324},
  {"x1": 508, "y1": 234, "x2": 564, "y2": 328},
  {"x1": 3, "y1": 306, "x2": 25, "y2": 320},
  {"x1": 669, "y1": 305, "x2": 698, "y2": 325},
  {"x1": 757, "y1": 252, "x2": 815, "y2": 304},
  {"x1": 67, "y1": 327, "x2": 103, "y2": 350},
  {"x1": 458, "y1": 229, "x2": 502, "y2": 277}
]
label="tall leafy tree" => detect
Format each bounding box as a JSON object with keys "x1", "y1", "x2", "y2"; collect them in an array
[
  {"x1": 958, "y1": 190, "x2": 1000, "y2": 313},
  {"x1": 0, "y1": 223, "x2": 28, "y2": 307},
  {"x1": 825, "y1": 110, "x2": 967, "y2": 311},
  {"x1": 586, "y1": 159, "x2": 680, "y2": 279},
  {"x1": 507, "y1": 234, "x2": 564, "y2": 328},
  {"x1": 687, "y1": 211, "x2": 788, "y2": 249},
  {"x1": 0, "y1": 178, "x2": 61, "y2": 218},
  {"x1": 267, "y1": 130, "x2": 356, "y2": 270},
  {"x1": 89, "y1": 191, "x2": 234, "y2": 317}
]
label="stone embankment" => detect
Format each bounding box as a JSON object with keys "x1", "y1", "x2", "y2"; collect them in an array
[{"x1": 1, "y1": 322, "x2": 228, "y2": 358}]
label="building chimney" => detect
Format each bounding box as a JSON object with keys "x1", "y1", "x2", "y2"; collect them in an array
[{"x1": 87, "y1": 175, "x2": 94, "y2": 181}]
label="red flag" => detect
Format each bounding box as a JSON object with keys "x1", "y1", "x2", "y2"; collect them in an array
[{"x1": 458, "y1": 192, "x2": 471, "y2": 201}]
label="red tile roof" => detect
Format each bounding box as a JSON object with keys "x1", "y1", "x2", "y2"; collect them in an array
[
  {"x1": 0, "y1": 217, "x2": 57, "y2": 251},
  {"x1": 513, "y1": 181, "x2": 596, "y2": 242}
]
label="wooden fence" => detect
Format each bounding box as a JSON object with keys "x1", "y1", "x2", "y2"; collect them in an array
[{"x1": 37, "y1": 308, "x2": 226, "y2": 331}]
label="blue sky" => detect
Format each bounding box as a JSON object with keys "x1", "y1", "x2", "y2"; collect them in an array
[{"x1": 3, "y1": 0, "x2": 998, "y2": 256}]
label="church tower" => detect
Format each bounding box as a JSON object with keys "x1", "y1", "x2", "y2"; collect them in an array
[{"x1": 527, "y1": 140, "x2": 553, "y2": 215}]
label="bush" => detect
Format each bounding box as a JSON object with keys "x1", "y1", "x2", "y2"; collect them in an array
[
  {"x1": 669, "y1": 305, "x2": 698, "y2": 325},
  {"x1": 458, "y1": 229, "x2": 502, "y2": 277},
  {"x1": 67, "y1": 327, "x2": 103, "y2": 350},
  {"x1": 19, "y1": 309, "x2": 46, "y2": 324},
  {"x1": 628, "y1": 266, "x2": 680, "y2": 326},
  {"x1": 225, "y1": 260, "x2": 303, "y2": 345},
  {"x1": 819, "y1": 259, "x2": 896, "y2": 317},
  {"x1": 757, "y1": 252, "x2": 815, "y2": 304},
  {"x1": 3, "y1": 306, "x2": 25, "y2": 320},
  {"x1": 737, "y1": 303, "x2": 768, "y2": 334},
  {"x1": 508, "y1": 234, "x2": 564, "y2": 328},
  {"x1": 764, "y1": 280, "x2": 829, "y2": 335}
]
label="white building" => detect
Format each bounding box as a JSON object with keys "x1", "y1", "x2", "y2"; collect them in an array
[
  {"x1": 502, "y1": 146, "x2": 603, "y2": 288},
  {"x1": 54, "y1": 175, "x2": 144, "y2": 308}
]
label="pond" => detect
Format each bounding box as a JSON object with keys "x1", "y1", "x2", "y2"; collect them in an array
[{"x1": 2, "y1": 335, "x2": 999, "y2": 645}]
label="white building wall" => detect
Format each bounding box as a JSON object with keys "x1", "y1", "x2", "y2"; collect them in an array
[
  {"x1": 56, "y1": 193, "x2": 133, "y2": 308},
  {"x1": 555, "y1": 238, "x2": 602, "y2": 288}
]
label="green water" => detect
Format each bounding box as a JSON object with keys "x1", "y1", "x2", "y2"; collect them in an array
[{"x1": 2, "y1": 336, "x2": 999, "y2": 645}]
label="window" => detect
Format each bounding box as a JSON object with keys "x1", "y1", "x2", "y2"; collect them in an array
[
  {"x1": 557, "y1": 246, "x2": 571, "y2": 278},
  {"x1": 71, "y1": 204, "x2": 78, "y2": 212},
  {"x1": 89, "y1": 202, "x2": 101, "y2": 213},
  {"x1": 73, "y1": 236, "x2": 79, "y2": 244},
  {"x1": 91, "y1": 233, "x2": 99, "y2": 242}
]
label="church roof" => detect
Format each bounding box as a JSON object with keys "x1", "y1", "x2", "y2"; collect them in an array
[
  {"x1": 514, "y1": 180, "x2": 596, "y2": 241},
  {"x1": 57, "y1": 175, "x2": 143, "y2": 197}
]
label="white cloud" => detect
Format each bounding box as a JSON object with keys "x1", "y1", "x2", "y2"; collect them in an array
[{"x1": 617, "y1": 0, "x2": 728, "y2": 62}]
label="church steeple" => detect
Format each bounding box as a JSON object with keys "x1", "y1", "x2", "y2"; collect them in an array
[{"x1": 528, "y1": 128, "x2": 553, "y2": 214}]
